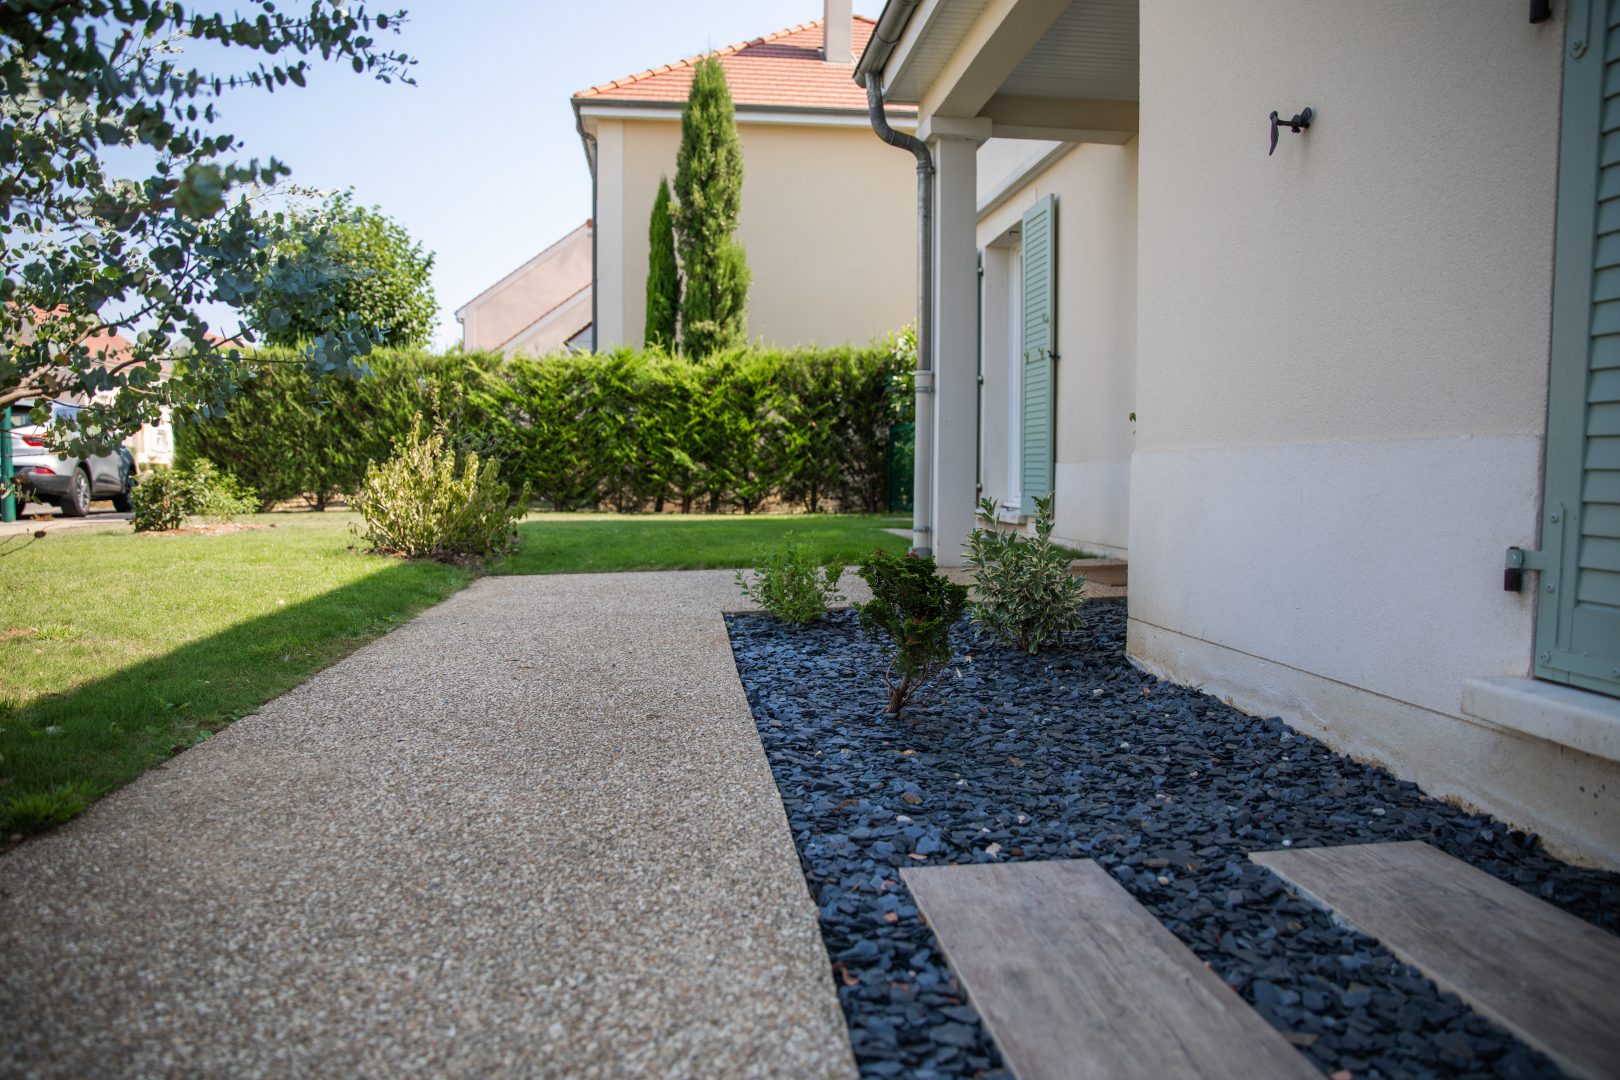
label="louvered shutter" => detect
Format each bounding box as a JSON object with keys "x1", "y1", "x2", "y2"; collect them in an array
[
  {"x1": 1020, "y1": 195, "x2": 1057, "y2": 516},
  {"x1": 1539, "y1": 0, "x2": 1620, "y2": 695}
]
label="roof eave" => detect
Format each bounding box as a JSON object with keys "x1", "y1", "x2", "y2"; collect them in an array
[
  {"x1": 853, "y1": 0, "x2": 925, "y2": 88},
  {"x1": 571, "y1": 98, "x2": 915, "y2": 118}
]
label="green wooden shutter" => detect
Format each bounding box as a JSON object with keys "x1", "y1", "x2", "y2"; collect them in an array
[
  {"x1": 1020, "y1": 194, "x2": 1057, "y2": 516},
  {"x1": 1539, "y1": 0, "x2": 1620, "y2": 696}
]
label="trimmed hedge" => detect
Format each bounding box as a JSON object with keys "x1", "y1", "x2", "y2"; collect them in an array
[
  {"x1": 174, "y1": 348, "x2": 502, "y2": 511},
  {"x1": 175, "y1": 342, "x2": 911, "y2": 514}
]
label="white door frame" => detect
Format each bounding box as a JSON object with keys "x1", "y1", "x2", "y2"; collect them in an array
[{"x1": 1003, "y1": 238, "x2": 1024, "y2": 521}]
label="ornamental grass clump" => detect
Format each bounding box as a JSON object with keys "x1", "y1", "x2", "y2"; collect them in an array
[
  {"x1": 854, "y1": 549, "x2": 968, "y2": 718},
  {"x1": 735, "y1": 533, "x2": 845, "y2": 623},
  {"x1": 964, "y1": 493, "x2": 1086, "y2": 653},
  {"x1": 351, "y1": 420, "x2": 526, "y2": 561}
]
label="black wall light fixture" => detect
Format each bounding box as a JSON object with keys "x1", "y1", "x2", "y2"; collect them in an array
[
  {"x1": 1269, "y1": 107, "x2": 1313, "y2": 155},
  {"x1": 1529, "y1": 0, "x2": 1552, "y2": 23}
]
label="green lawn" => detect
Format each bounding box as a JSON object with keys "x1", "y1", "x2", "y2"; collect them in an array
[
  {"x1": 495, "y1": 512, "x2": 910, "y2": 575},
  {"x1": 0, "y1": 513, "x2": 468, "y2": 834},
  {"x1": 0, "y1": 510, "x2": 907, "y2": 835}
]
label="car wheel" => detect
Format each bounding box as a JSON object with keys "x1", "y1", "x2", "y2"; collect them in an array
[
  {"x1": 111, "y1": 476, "x2": 134, "y2": 513},
  {"x1": 60, "y1": 467, "x2": 92, "y2": 517}
]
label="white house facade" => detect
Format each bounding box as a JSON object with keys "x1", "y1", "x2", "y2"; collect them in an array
[{"x1": 855, "y1": 0, "x2": 1620, "y2": 867}]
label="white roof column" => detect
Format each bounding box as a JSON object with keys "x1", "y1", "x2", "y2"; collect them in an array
[{"x1": 924, "y1": 116, "x2": 988, "y2": 566}]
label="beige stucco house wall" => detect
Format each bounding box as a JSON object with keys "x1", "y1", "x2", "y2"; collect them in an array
[
  {"x1": 591, "y1": 116, "x2": 916, "y2": 350},
  {"x1": 575, "y1": 9, "x2": 918, "y2": 352},
  {"x1": 857, "y1": 0, "x2": 1620, "y2": 867},
  {"x1": 456, "y1": 221, "x2": 592, "y2": 356}
]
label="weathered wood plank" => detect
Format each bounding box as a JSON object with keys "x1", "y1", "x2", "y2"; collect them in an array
[
  {"x1": 1251, "y1": 841, "x2": 1620, "y2": 1080},
  {"x1": 902, "y1": 859, "x2": 1319, "y2": 1080}
]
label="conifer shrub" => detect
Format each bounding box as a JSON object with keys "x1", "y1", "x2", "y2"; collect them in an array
[
  {"x1": 964, "y1": 493, "x2": 1086, "y2": 653},
  {"x1": 673, "y1": 56, "x2": 750, "y2": 356},
  {"x1": 854, "y1": 549, "x2": 968, "y2": 718},
  {"x1": 644, "y1": 176, "x2": 680, "y2": 350},
  {"x1": 735, "y1": 533, "x2": 845, "y2": 623}
]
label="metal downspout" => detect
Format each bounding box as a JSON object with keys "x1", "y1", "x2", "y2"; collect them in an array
[
  {"x1": 865, "y1": 75, "x2": 934, "y2": 556},
  {"x1": 574, "y1": 108, "x2": 599, "y2": 351}
]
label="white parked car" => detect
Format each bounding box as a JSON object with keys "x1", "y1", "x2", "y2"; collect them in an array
[{"x1": 6, "y1": 399, "x2": 136, "y2": 516}]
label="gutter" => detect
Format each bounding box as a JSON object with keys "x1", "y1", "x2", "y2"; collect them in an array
[
  {"x1": 854, "y1": 0, "x2": 924, "y2": 88},
  {"x1": 856, "y1": 0, "x2": 932, "y2": 554},
  {"x1": 865, "y1": 74, "x2": 934, "y2": 557},
  {"x1": 573, "y1": 103, "x2": 599, "y2": 350}
]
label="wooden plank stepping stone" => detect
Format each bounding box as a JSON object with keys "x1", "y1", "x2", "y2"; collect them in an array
[
  {"x1": 1251, "y1": 840, "x2": 1620, "y2": 1080},
  {"x1": 902, "y1": 859, "x2": 1319, "y2": 1080}
]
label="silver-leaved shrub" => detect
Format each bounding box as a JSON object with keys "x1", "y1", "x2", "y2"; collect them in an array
[
  {"x1": 964, "y1": 493, "x2": 1086, "y2": 653},
  {"x1": 351, "y1": 420, "x2": 525, "y2": 561}
]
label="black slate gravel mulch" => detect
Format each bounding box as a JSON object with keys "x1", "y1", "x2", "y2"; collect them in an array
[{"x1": 726, "y1": 601, "x2": 1620, "y2": 1080}]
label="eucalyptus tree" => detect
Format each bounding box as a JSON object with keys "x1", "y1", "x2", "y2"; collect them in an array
[{"x1": 0, "y1": 0, "x2": 413, "y2": 457}]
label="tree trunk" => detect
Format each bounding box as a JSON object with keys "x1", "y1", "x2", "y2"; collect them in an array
[{"x1": 887, "y1": 675, "x2": 912, "y2": 717}]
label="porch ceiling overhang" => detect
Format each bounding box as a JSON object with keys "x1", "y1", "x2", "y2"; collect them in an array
[{"x1": 860, "y1": 0, "x2": 1138, "y2": 141}]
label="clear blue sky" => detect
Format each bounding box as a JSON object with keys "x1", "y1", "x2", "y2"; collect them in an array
[{"x1": 212, "y1": 1, "x2": 873, "y2": 349}]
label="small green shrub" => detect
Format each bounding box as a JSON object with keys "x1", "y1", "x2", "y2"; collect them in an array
[
  {"x1": 129, "y1": 462, "x2": 262, "y2": 531},
  {"x1": 350, "y1": 419, "x2": 526, "y2": 561},
  {"x1": 128, "y1": 466, "x2": 192, "y2": 532},
  {"x1": 735, "y1": 533, "x2": 845, "y2": 623},
  {"x1": 964, "y1": 493, "x2": 1086, "y2": 653},
  {"x1": 854, "y1": 549, "x2": 968, "y2": 717},
  {"x1": 187, "y1": 461, "x2": 259, "y2": 522}
]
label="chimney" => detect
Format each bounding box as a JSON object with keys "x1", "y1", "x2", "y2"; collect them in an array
[{"x1": 823, "y1": 0, "x2": 853, "y2": 65}]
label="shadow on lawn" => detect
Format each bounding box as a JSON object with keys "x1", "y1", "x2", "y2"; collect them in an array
[{"x1": 0, "y1": 558, "x2": 464, "y2": 836}]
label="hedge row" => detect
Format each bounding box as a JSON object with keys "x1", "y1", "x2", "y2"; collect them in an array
[{"x1": 175, "y1": 343, "x2": 913, "y2": 514}]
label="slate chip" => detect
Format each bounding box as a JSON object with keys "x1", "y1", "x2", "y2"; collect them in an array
[{"x1": 727, "y1": 603, "x2": 1619, "y2": 1079}]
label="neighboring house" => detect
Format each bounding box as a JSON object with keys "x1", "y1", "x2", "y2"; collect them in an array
[
  {"x1": 456, "y1": 221, "x2": 594, "y2": 355},
  {"x1": 855, "y1": 0, "x2": 1620, "y2": 867},
  {"x1": 572, "y1": 1, "x2": 917, "y2": 350}
]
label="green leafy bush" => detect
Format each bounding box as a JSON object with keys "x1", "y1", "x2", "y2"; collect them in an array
[
  {"x1": 964, "y1": 493, "x2": 1086, "y2": 653},
  {"x1": 128, "y1": 467, "x2": 192, "y2": 532},
  {"x1": 350, "y1": 421, "x2": 526, "y2": 561},
  {"x1": 129, "y1": 462, "x2": 262, "y2": 532},
  {"x1": 854, "y1": 549, "x2": 968, "y2": 717},
  {"x1": 735, "y1": 534, "x2": 845, "y2": 623},
  {"x1": 187, "y1": 461, "x2": 259, "y2": 522}
]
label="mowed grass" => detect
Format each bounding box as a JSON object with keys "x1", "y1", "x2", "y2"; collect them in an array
[
  {"x1": 0, "y1": 509, "x2": 906, "y2": 834},
  {"x1": 0, "y1": 513, "x2": 467, "y2": 834},
  {"x1": 496, "y1": 512, "x2": 910, "y2": 575}
]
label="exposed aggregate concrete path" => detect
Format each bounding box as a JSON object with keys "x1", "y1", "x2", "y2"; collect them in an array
[{"x1": 0, "y1": 571, "x2": 857, "y2": 1079}]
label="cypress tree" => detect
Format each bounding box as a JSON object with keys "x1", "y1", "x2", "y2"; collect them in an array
[
  {"x1": 673, "y1": 55, "x2": 750, "y2": 358},
  {"x1": 644, "y1": 176, "x2": 681, "y2": 350}
]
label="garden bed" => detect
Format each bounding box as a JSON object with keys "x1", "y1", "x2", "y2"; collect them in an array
[{"x1": 727, "y1": 601, "x2": 1619, "y2": 1079}]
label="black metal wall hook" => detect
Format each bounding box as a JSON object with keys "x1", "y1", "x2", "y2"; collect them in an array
[{"x1": 1269, "y1": 107, "x2": 1313, "y2": 155}]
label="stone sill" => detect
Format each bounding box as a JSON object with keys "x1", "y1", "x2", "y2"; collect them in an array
[{"x1": 1461, "y1": 677, "x2": 1620, "y2": 764}]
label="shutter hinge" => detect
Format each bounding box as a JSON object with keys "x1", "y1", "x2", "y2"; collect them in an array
[{"x1": 1504, "y1": 546, "x2": 1548, "y2": 592}]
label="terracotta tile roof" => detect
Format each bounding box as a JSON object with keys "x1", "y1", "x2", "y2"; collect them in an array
[{"x1": 574, "y1": 16, "x2": 910, "y2": 113}]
